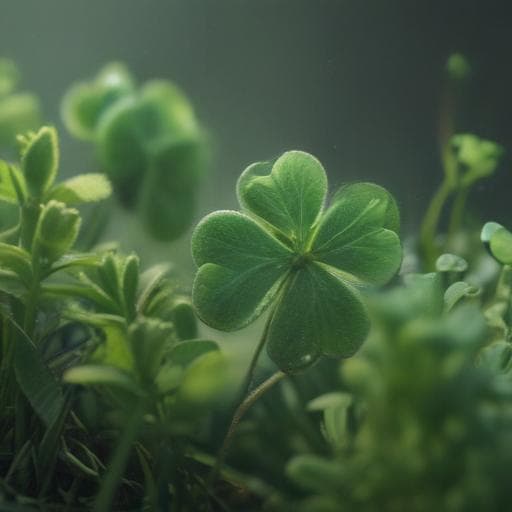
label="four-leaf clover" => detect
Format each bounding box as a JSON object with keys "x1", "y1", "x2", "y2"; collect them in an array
[{"x1": 192, "y1": 151, "x2": 402, "y2": 372}]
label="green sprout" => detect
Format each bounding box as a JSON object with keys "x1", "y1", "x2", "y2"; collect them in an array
[{"x1": 192, "y1": 150, "x2": 402, "y2": 372}]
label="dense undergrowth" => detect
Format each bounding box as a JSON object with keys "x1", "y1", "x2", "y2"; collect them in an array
[{"x1": 0, "y1": 55, "x2": 511, "y2": 511}]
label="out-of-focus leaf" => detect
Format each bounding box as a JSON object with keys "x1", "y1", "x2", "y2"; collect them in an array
[
  {"x1": 64, "y1": 365, "x2": 139, "y2": 395},
  {"x1": 47, "y1": 173, "x2": 112, "y2": 205}
]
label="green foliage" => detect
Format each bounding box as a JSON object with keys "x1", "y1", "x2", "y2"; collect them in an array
[
  {"x1": 192, "y1": 150, "x2": 402, "y2": 372},
  {"x1": 284, "y1": 275, "x2": 512, "y2": 512},
  {"x1": 2, "y1": 54, "x2": 512, "y2": 512},
  {"x1": 62, "y1": 63, "x2": 207, "y2": 241}
]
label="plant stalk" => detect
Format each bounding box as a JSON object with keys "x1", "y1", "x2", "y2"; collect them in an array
[
  {"x1": 208, "y1": 370, "x2": 286, "y2": 486},
  {"x1": 419, "y1": 178, "x2": 453, "y2": 270},
  {"x1": 447, "y1": 185, "x2": 470, "y2": 244},
  {"x1": 95, "y1": 400, "x2": 145, "y2": 512}
]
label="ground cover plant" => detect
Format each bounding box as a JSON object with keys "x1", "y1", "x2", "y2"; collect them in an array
[{"x1": 0, "y1": 54, "x2": 511, "y2": 511}]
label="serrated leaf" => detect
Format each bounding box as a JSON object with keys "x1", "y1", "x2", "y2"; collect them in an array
[{"x1": 47, "y1": 173, "x2": 112, "y2": 205}]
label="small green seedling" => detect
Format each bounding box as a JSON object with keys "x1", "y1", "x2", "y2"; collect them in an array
[{"x1": 192, "y1": 150, "x2": 402, "y2": 373}]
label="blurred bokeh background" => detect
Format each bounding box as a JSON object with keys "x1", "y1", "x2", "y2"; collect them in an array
[{"x1": 1, "y1": 0, "x2": 512, "y2": 273}]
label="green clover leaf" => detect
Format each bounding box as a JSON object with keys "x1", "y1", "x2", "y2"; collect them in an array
[{"x1": 192, "y1": 151, "x2": 402, "y2": 372}]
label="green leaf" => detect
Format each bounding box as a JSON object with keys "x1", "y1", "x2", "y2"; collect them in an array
[
  {"x1": 489, "y1": 226, "x2": 512, "y2": 265},
  {"x1": 177, "y1": 351, "x2": 227, "y2": 405},
  {"x1": 47, "y1": 173, "x2": 112, "y2": 204},
  {"x1": 11, "y1": 321, "x2": 65, "y2": 427},
  {"x1": 0, "y1": 161, "x2": 26, "y2": 204},
  {"x1": 48, "y1": 252, "x2": 102, "y2": 275},
  {"x1": 169, "y1": 339, "x2": 219, "y2": 367},
  {"x1": 137, "y1": 137, "x2": 204, "y2": 240},
  {"x1": 307, "y1": 391, "x2": 352, "y2": 412},
  {"x1": 92, "y1": 324, "x2": 133, "y2": 370},
  {"x1": 34, "y1": 200, "x2": 81, "y2": 263},
  {"x1": 20, "y1": 126, "x2": 59, "y2": 197},
  {"x1": 0, "y1": 241, "x2": 32, "y2": 284},
  {"x1": 122, "y1": 253, "x2": 139, "y2": 318},
  {"x1": 61, "y1": 62, "x2": 134, "y2": 140},
  {"x1": 137, "y1": 262, "x2": 172, "y2": 314},
  {"x1": 96, "y1": 96, "x2": 148, "y2": 206},
  {"x1": 312, "y1": 183, "x2": 401, "y2": 284},
  {"x1": 444, "y1": 281, "x2": 480, "y2": 312},
  {"x1": 267, "y1": 264, "x2": 369, "y2": 372},
  {"x1": 170, "y1": 299, "x2": 197, "y2": 340},
  {"x1": 64, "y1": 365, "x2": 139, "y2": 394},
  {"x1": 481, "y1": 221, "x2": 503, "y2": 245},
  {"x1": 237, "y1": 150, "x2": 327, "y2": 248},
  {"x1": 0, "y1": 270, "x2": 27, "y2": 297},
  {"x1": 129, "y1": 318, "x2": 173, "y2": 381},
  {"x1": 192, "y1": 210, "x2": 292, "y2": 330},
  {"x1": 286, "y1": 455, "x2": 345, "y2": 494}
]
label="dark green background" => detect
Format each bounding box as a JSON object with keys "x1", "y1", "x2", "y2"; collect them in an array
[{"x1": 1, "y1": 0, "x2": 511, "y2": 240}]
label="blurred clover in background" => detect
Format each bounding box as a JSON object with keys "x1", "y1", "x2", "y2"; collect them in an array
[{"x1": 62, "y1": 63, "x2": 207, "y2": 241}]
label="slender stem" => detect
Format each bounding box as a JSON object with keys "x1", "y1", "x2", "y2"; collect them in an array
[
  {"x1": 95, "y1": 400, "x2": 145, "y2": 512},
  {"x1": 239, "y1": 315, "x2": 273, "y2": 398},
  {"x1": 419, "y1": 178, "x2": 453, "y2": 270},
  {"x1": 447, "y1": 185, "x2": 470, "y2": 244},
  {"x1": 208, "y1": 370, "x2": 286, "y2": 486}
]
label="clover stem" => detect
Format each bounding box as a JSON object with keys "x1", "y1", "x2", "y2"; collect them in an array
[
  {"x1": 207, "y1": 370, "x2": 286, "y2": 487},
  {"x1": 239, "y1": 313, "x2": 273, "y2": 398}
]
